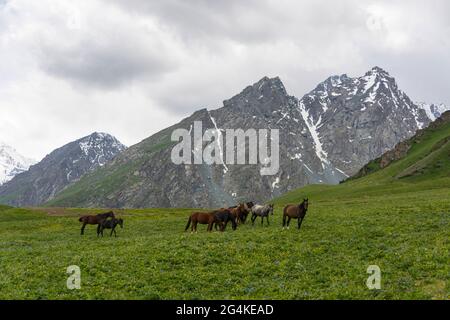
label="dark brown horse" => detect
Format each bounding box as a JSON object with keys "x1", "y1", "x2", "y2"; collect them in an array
[
  {"x1": 185, "y1": 212, "x2": 217, "y2": 233},
  {"x1": 214, "y1": 208, "x2": 237, "y2": 231},
  {"x1": 79, "y1": 211, "x2": 115, "y2": 235},
  {"x1": 98, "y1": 218, "x2": 123, "y2": 237},
  {"x1": 282, "y1": 198, "x2": 309, "y2": 230}
]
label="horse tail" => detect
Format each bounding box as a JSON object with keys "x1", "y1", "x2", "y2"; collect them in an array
[{"x1": 185, "y1": 216, "x2": 192, "y2": 231}]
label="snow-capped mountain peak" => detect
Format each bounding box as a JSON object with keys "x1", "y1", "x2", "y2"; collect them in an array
[
  {"x1": 294, "y1": 66, "x2": 432, "y2": 178},
  {"x1": 0, "y1": 142, "x2": 36, "y2": 185},
  {"x1": 78, "y1": 132, "x2": 126, "y2": 167}
]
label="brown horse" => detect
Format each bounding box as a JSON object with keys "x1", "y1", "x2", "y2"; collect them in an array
[
  {"x1": 282, "y1": 198, "x2": 309, "y2": 230},
  {"x1": 79, "y1": 211, "x2": 115, "y2": 235},
  {"x1": 230, "y1": 203, "x2": 250, "y2": 224},
  {"x1": 185, "y1": 212, "x2": 216, "y2": 233}
]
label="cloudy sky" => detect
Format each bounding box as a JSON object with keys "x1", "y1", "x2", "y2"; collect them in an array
[{"x1": 1, "y1": 0, "x2": 449, "y2": 160}]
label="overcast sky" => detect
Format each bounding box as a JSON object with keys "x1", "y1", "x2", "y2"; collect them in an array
[{"x1": 1, "y1": 0, "x2": 449, "y2": 160}]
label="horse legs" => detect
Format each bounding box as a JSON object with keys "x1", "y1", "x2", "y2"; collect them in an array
[
  {"x1": 251, "y1": 214, "x2": 256, "y2": 225},
  {"x1": 266, "y1": 215, "x2": 270, "y2": 226},
  {"x1": 287, "y1": 217, "x2": 291, "y2": 229},
  {"x1": 298, "y1": 217, "x2": 304, "y2": 230},
  {"x1": 81, "y1": 223, "x2": 87, "y2": 235}
]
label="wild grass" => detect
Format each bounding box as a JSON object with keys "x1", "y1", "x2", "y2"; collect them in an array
[{"x1": 0, "y1": 183, "x2": 448, "y2": 299}]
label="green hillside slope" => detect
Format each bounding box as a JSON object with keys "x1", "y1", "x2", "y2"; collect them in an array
[{"x1": 348, "y1": 110, "x2": 450, "y2": 183}]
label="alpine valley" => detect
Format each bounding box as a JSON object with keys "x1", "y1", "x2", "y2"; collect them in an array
[{"x1": 0, "y1": 67, "x2": 448, "y2": 208}]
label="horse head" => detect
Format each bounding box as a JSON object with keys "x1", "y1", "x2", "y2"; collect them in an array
[
  {"x1": 268, "y1": 204, "x2": 274, "y2": 215},
  {"x1": 303, "y1": 198, "x2": 309, "y2": 211},
  {"x1": 237, "y1": 203, "x2": 247, "y2": 213}
]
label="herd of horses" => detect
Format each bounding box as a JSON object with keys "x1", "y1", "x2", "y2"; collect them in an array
[
  {"x1": 77, "y1": 198, "x2": 309, "y2": 236},
  {"x1": 185, "y1": 199, "x2": 309, "y2": 233}
]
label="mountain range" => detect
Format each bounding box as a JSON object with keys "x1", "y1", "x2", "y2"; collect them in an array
[
  {"x1": 0, "y1": 133, "x2": 125, "y2": 206},
  {"x1": 46, "y1": 67, "x2": 448, "y2": 208},
  {"x1": 0, "y1": 66, "x2": 448, "y2": 208}
]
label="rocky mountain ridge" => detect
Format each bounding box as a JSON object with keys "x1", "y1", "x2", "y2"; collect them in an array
[{"x1": 45, "y1": 67, "x2": 442, "y2": 208}]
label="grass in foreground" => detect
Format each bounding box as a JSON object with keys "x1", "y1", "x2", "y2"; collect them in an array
[{"x1": 0, "y1": 181, "x2": 448, "y2": 299}]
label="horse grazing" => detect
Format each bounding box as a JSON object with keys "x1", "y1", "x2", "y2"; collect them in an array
[
  {"x1": 214, "y1": 208, "x2": 237, "y2": 231},
  {"x1": 251, "y1": 204, "x2": 274, "y2": 226},
  {"x1": 98, "y1": 218, "x2": 123, "y2": 237},
  {"x1": 283, "y1": 198, "x2": 309, "y2": 230},
  {"x1": 230, "y1": 203, "x2": 250, "y2": 224},
  {"x1": 185, "y1": 212, "x2": 217, "y2": 233},
  {"x1": 79, "y1": 211, "x2": 115, "y2": 235}
]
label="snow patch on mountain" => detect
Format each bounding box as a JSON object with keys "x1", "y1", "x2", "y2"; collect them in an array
[
  {"x1": 208, "y1": 113, "x2": 229, "y2": 174},
  {"x1": 297, "y1": 100, "x2": 329, "y2": 168},
  {"x1": 417, "y1": 102, "x2": 450, "y2": 122}
]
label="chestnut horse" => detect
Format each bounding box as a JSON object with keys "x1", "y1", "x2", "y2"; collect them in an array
[
  {"x1": 79, "y1": 211, "x2": 115, "y2": 235},
  {"x1": 282, "y1": 198, "x2": 309, "y2": 230},
  {"x1": 230, "y1": 203, "x2": 250, "y2": 224},
  {"x1": 185, "y1": 212, "x2": 216, "y2": 232}
]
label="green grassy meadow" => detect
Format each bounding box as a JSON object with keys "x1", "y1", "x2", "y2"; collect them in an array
[{"x1": 0, "y1": 179, "x2": 448, "y2": 299}]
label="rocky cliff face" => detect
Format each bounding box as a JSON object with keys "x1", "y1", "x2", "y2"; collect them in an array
[
  {"x1": 47, "y1": 67, "x2": 439, "y2": 208},
  {"x1": 0, "y1": 132, "x2": 125, "y2": 206},
  {"x1": 300, "y1": 66, "x2": 431, "y2": 176}
]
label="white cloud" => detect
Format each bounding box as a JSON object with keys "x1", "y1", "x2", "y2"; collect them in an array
[{"x1": 0, "y1": 0, "x2": 449, "y2": 160}]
